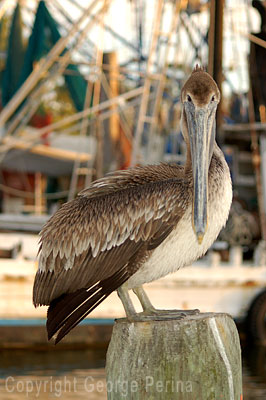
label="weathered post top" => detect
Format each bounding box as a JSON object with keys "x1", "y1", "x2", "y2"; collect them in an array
[{"x1": 106, "y1": 312, "x2": 242, "y2": 400}]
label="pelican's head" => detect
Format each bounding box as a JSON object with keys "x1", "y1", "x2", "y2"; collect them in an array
[{"x1": 181, "y1": 65, "x2": 220, "y2": 244}]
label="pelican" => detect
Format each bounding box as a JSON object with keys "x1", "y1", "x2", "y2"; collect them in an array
[{"x1": 33, "y1": 66, "x2": 232, "y2": 343}]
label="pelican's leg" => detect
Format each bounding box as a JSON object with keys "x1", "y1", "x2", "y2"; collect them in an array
[
  {"x1": 133, "y1": 286, "x2": 200, "y2": 318},
  {"x1": 118, "y1": 286, "x2": 199, "y2": 322},
  {"x1": 117, "y1": 286, "x2": 137, "y2": 318},
  {"x1": 133, "y1": 286, "x2": 156, "y2": 312},
  {"x1": 117, "y1": 286, "x2": 158, "y2": 321}
]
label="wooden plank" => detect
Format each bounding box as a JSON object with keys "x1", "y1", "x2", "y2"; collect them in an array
[{"x1": 1, "y1": 137, "x2": 92, "y2": 162}]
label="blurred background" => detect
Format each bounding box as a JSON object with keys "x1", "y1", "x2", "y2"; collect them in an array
[{"x1": 0, "y1": 0, "x2": 266, "y2": 398}]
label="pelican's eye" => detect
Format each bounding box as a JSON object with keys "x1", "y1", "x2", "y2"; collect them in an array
[
  {"x1": 187, "y1": 95, "x2": 192, "y2": 102},
  {"x1": 211, "y1": 95, "x2": 215, "y2": 102}
]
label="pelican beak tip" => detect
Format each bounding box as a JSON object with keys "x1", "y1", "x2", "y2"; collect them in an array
[{"x1": 197, "y1": 232, "x2": 204, "y2": 245}]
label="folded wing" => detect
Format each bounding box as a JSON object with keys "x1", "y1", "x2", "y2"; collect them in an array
[{"x1": 32, "y1": 164, "x2": 186, "y2": 342}]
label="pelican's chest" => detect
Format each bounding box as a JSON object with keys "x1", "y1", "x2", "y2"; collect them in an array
[{"x1": 127, "y1": 157, "x2": 232, "y2": 289}]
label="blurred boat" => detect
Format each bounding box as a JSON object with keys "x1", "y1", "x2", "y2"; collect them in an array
[{"x1": 1, "y1": 232, "x2": 266, "y2": 347}]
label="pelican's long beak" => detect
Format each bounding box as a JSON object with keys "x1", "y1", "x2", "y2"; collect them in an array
[{"x1": 185, "y1": 105, "x2": 216, "y2": 244}]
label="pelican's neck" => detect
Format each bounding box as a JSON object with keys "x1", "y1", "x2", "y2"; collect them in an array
[
  {"x1": 184, "y1": 144, "x2": 192, "y2": 175},
  {"x1": 212, "y1": 141, "x2": 225, "y2": 163}
]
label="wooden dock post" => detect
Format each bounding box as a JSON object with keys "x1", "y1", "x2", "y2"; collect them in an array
[{"x1": 106, "y1": 313, "x2": 242, "y2": 399}]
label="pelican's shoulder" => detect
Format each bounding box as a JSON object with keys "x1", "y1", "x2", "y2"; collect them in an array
[{"x1": 78, "y1": 163, "x2": 184, "y2": 199}]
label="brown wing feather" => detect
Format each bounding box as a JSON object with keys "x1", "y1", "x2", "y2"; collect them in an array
[
  {"x1": 46, "y1": 237, "x2": 150, "y2": 343},
  {"x1": 34, "y1": 238, "x2": 145, "y2": 306},
  {"x1": 33, "y1": 164, "x2": 188, "y2": 308},
  {"x1": 47, "y1": 266, "x2": 130, "y2": 343}
]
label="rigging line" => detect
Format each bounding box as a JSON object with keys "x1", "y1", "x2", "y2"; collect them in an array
[
  {"x1": 100, "y1": 72, "x2": 134, "y2": 142},
  {"x1": 67, "y1": 0, "x2": 140, "y2": 54},
  {"x1": 0, "y1": 95, "x2": 143, "y2": 171},
  {"x1": 4, "y1": 2, "x2": 110, "y2": 138},
  {"x1": 0, "y1": 0, "x2": 102, "y2": 128},
  {"x1": 48, "y1": 0, "x2": 95, "y2": 56},
  {"x1": 0, "y1": 182, "x2": 70, "y2": 200},
  {"x1": 228, "y1": 4, "x2": 246, "y2": 92},
  {"x1": 26, "y1": 87, "x2": 144, "y2": 137},
  {"x1": 179, "y1": 13, "x2": 201, "y2": 62},
  {"x1": 181, "y1": 11, "x2": 208, "y2": 45},
  {"x1": 1, "y1": 89, "x2": 144, "y2": 167},
  {"x1": 33, "y1": 95, "x2": 143, "y2": 138},
  {"x1": 26, "y1": 1, "x2": 94, "y2": 61}
]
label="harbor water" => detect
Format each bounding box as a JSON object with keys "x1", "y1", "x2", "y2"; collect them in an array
[{"x1": 0, "y1": 345, "x2": 266, "y2": 399}]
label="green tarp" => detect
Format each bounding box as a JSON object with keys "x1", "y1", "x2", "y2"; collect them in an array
[
  {"x1": 2, "y1": 3, "x2": 25, "y2": 106},
  {"x1": 2, "y1": 0, "x2": 87, "y2": 111}
]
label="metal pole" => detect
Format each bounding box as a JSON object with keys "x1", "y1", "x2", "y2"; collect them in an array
[{"x1": 208, "y1": 0, "x2": 224, "y2": 134}]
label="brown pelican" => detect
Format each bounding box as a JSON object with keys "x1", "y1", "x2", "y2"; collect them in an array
[{"x1": 33, "y1": 66, "x2": 232, "y2": 343}]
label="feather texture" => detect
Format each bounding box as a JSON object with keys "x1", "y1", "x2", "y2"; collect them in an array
[
  {"x1": 47, "y1": 266, "x2": 129, "y2": 343},
  {"x1": 33, "y1": 163, "x2": 186, "y2": 308}
]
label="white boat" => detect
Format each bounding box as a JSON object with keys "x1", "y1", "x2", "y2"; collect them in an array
[{"x1": 0, "y1": 232, "x2": 266, "y2": 344}]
